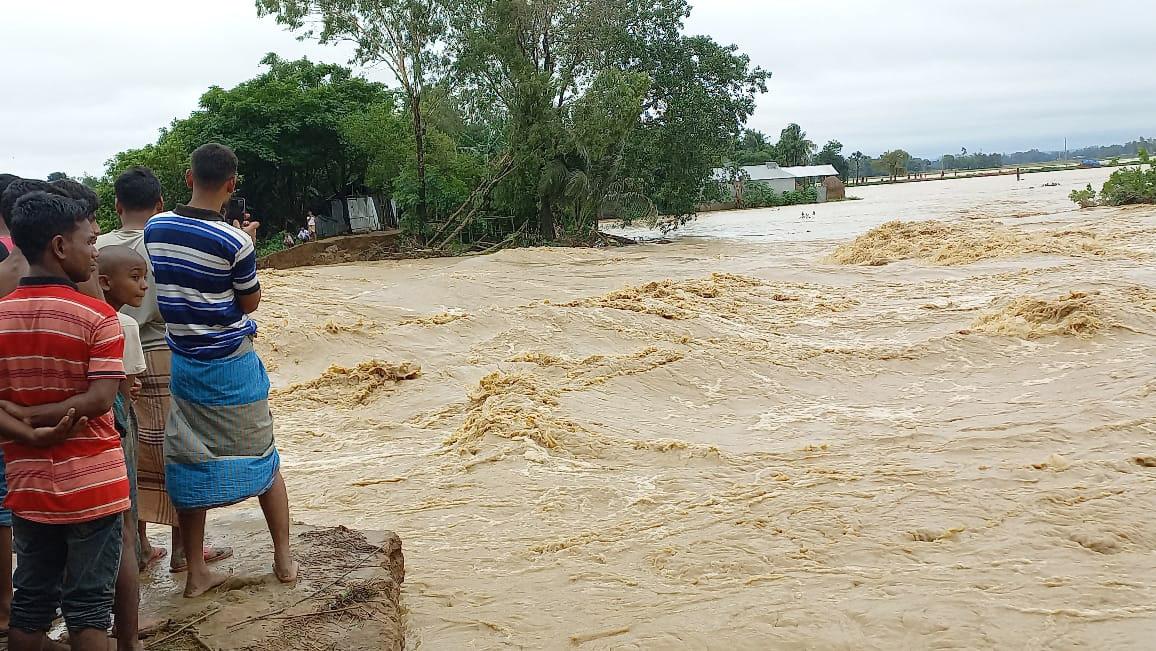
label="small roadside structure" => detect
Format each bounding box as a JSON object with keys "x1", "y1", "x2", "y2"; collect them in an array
[
  {"x1": 710, "y1": 163, "x2": 843, "y2": 207},
  {"x1": 317, "y1": 194, "x2": 399, "y2": 239}
]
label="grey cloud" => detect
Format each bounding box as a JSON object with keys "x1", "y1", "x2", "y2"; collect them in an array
[{"x1": 1, "y1": 0, "x2": 1152, "y2": 177}]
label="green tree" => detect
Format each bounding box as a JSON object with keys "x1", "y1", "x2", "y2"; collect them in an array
[
  {"x1": 46, "y1": 172, "x2": 69, "y2": 182},
  {"x1": 258, "y1": 0, "x2": 446, "y2": 236},
  {"x1": 848, "y1": 151, "x2": 866, "y2": 184},
  {"x1": 774, "y1": 123, "x2": 815, "y2": 166},
  {"x1": 95, "y1": 55, "x2": 395, "y2": 236},
  {"x1": 815, "y1": 140, "x2": 848, "y2": 179},
  {"x1": 880, "y1": 149, "x2": 911, "y2": 181},
  {"x1": 623, "y1": 33, "x2": 768, "y2": 223}
]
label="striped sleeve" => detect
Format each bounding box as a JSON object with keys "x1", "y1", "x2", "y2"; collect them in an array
[
  {"x1": 88, "y1": 314, "x2": 126, "y2": 380},
  {"x1": 232, "y1": 238, "x2": 260, "y2": 296}
]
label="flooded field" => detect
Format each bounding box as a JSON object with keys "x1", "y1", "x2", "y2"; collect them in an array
[{"x1": 233, "y1": 166, "x2": 1156, "y2": 649}]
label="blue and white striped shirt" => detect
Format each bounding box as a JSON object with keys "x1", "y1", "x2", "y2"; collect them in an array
[{"x1": 144, "y1": 206, "x2": 259, "y2": 361}]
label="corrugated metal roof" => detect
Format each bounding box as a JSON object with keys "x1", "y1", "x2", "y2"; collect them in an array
[
  {"x1": 743, "y1": 164, "x2": 795, "y2": 180},
  {"x1": 782, "y1": 165, "x2": 839, "y2": 177},
  {"x1": 713, "y1": 164, "x2": 840, "y2": 182}
]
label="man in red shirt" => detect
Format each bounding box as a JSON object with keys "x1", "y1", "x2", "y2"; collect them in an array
[{"x1": 0, "y1": 191, "x2": 130, "y2": 651}]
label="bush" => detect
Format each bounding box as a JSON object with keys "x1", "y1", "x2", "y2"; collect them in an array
[
  {"x1": 740, "y1": 182, "x2": 820, "y2": 208},
  {"x1": 740, "y1": 181, "x2": 782, "y2": 208},
  {"x1": 1069, "y1": 185, "x2": 1099, "y2": 208},
  {"x1": 257, "y1": 233, "x2": 290, "y2": 257},
  {"x1": 1073, "y1": 149, "x2": 1156, "y2": 208}
]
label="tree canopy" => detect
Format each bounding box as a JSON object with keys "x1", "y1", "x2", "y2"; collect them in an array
[{"x1": 90, "y1": 1, "x2": 769, "y2": 247}]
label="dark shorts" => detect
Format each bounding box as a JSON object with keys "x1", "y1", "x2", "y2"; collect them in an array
[{"x1": 11, "y1": 514, "x2": 123, "y2": 633}]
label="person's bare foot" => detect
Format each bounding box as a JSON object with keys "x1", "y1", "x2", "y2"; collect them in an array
[
  {"x1": 183, "y1": 569, "x2": 231, "y2": 598},
  {"x1": 274, "y1": 559, "x2": 299, "y2": 585}
]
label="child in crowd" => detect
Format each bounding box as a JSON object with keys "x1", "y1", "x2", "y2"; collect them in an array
[
  {"x1": 96, "y1": 245, "x2": 149, "y2": 651},
  {"x1": 0, "y1": 191, "x2": 130, "y2": 651}
]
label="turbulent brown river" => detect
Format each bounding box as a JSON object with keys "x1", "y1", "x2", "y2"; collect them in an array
[{"x1": 243, "y1": 167, "x2": 1156, "y2": 649}]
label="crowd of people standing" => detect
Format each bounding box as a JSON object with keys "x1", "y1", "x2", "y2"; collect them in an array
[{"x1": 0, "y1": 143, "x2": 294, "y2": 650}]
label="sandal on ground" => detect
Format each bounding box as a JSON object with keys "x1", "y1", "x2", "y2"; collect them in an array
[
  {"x1": 140, "y1": 546, "x2": 169, "y2": 572},
  {"x1": 169, "y1": 545, "x2": 234, "y2": 573}
]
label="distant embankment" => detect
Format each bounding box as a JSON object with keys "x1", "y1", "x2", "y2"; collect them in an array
[{"x1": 259, "y1": 231, "x2": 401, "y2": 270}]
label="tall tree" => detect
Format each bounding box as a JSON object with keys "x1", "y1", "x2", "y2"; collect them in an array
[
  {"x1": 815, "y1": 140, "x2": 849, "y2": 180},
  {"x1": 624, "y1": 33, "x2": 767, "y2": 223},
  {"x1": 775, "y1": 123, "x2": 815, "y2": 166},
  {"x1": 257, "y1": 0, "x2": 446, "y2": 237},
  {"x1": 94, "y1": 55, "x2": 394, "y2": 236},
  {"x1": 880, "y1": 149, "x2": 911, "y2": 181},
  {"x1": 849, "y1": 151, "x2": 866, "y2": 184}
]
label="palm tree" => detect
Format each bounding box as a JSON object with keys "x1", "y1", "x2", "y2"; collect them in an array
[
  {"x1": 849, "y1": 151, "x2": 866, "y2": 184},
  {"x1": 775, "y1": 123, "x2": 816, "y2": 167}
]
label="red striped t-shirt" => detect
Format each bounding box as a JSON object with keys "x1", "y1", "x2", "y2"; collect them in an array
[{"x1": 0, "y1": 278, "x2": 130, "y2": 524}]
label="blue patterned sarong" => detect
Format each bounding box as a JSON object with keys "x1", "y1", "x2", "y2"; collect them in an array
[{"x1": 164, "y1": 339, "x2": 279, "y2": 511}]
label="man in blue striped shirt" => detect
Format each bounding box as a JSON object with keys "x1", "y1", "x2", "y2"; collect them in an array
[{"x1": 144, "y1": 143, "x2": 296, "y2": 597}]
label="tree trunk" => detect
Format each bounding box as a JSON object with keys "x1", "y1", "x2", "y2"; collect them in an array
[
  {"x1": 538, "y1": 197, "x2": 556, "y2": 240},
  {"x1": 411, "y1": 91, "x2": 428, "y2": 242}
]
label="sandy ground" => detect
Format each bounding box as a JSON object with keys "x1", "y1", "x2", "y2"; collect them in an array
[{"x1": 221, "y1": 167, "x2": 1156, "y2": 649}]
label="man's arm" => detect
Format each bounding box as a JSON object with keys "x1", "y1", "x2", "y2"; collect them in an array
[
  {"x1": 20, "y1": 379, "x2": 119, "y2": 427},
  {"x1": 231, "y1": 224, "x2": 262, "y2": 314},
  {"x1": 0, "y1": 407, "x2": 88, "y2": 447},
  {"x1": 21, "y1": 310, "x2": 126, "y2": 427},
  {"x1": 237, "y1": 288, "x2": 262, "y2": 314}
]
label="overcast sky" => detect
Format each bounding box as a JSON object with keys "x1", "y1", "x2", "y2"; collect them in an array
[{"x1": 2, "y1": 0, "x2": 1153, "y2": 178}]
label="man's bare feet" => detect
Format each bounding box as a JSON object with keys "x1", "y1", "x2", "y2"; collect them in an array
[
  {"x1": 274, "y1": 559, "x2": 299, "y2": 585},
  {"x1": 183, "y1": 569, "x2": 231, "y2": 598}
]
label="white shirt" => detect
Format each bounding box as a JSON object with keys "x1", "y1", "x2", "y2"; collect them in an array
[{"x1": 117, "y1": 312, "x2": 148, "y2": 376}]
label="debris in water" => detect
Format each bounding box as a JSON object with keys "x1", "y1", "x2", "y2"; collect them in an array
[
  {"x1": 969, "y1": 292, "x2": 1106, "y2": 339},
  {"x1": 400, "y1": 312, "x2": 470, "y2": 326},
  {"x1": 273, "y1": 360, "x2": 422, "y2": 407},
  {"x1": 827, "y1": 220, "x2": 1111, "y2": 266}
]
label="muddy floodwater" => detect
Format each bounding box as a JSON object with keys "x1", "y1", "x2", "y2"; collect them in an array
[{"x1": 236, "y1": 167, "x2": 1156, "y2": 649}]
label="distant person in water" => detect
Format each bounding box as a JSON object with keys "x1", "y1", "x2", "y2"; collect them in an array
[{"x1": 144, "y1": 143, "x2": 295, "y2": 598}]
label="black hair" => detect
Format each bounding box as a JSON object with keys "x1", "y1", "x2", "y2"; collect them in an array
[
  {"x1": 191, "y1": 143, "x2": 238, "y2": 188},
  {"x1": 51, "y1": 179, "x2": 101, "y2": 216},
  {"x1": 0, "y1": 179, "x2": 67, "y2": 228},
  {"x1": 114, "y1": 166, "x2": 163, "y2": 211},
  {"x1": 10, "y1": 192, "x2": 92, "y2": 263},
  {"x1": 0, "y1": 174, "x2": 18, "y2": 199}
]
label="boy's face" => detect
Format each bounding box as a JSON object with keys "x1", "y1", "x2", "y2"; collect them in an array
[
  {"x1": 99, "y1": 260, "x2": 148, "y2": 308},
  {"x1": 56, "y1": 219, "x2": 99, "y2": 283}
]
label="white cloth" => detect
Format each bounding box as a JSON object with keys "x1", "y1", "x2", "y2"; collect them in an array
[{"x1": 117, "y1": 312, "x2": 148, "y2": 376}]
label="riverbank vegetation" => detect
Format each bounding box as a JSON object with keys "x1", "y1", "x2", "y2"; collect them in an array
[
  {"x1": 1070, "y1": 149, "x2": 1156, "y2": 208},
  {"x1": 84, "y1": 0, "x2": 768, "y2": 252}
]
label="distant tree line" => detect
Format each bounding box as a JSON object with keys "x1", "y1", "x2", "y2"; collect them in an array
[{"x1": 732, "y1": 130, "x2": 1155, "y2": 184}]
